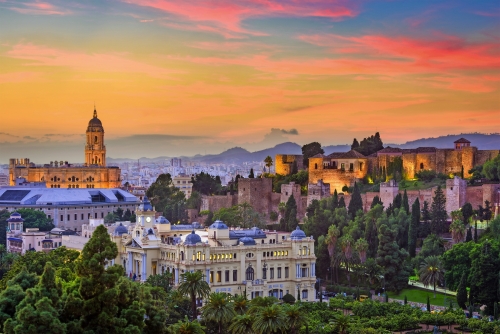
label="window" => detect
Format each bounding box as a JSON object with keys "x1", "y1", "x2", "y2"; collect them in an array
[
  {"x1": 81, "y1": 213, "x2": 84, "y2": 220},
  {"x1": 277, "y1": 267, "x2": 282, "y2": 278},
  {"x1": 101, "y1": 212, "x2": 104, "y2": 218},
  {"x1": 349, "y1": 163, "x2": 354, "y2": 171},
  {"x1": 302, "y1": 290, "x2": 308, "y2": 299},
  {"x1": 285, "y1": 267, "x2": 289, "y2": 278},
  {"x1": 210, "y1": 271, "x2": 214, "y2": 283},
  {"x1": 67, "y1": 214, "x2": 70, "y2": 221},
  {"x1": 263, "y1": 268, "x2": 267, "y2": 279},
  {"x1": 314, "y1": 163, "x2": 318, "y2": 169},
  {"x1": 270, "y1": 268, "x2": 274, "y2": 279},
  {"x1": 225, "y1": 270, "x2": 230, "y2": 282},
  {"x1": 246, "y1": 266, "x2": 254, "y2": 281},
  {"x1": 94, "y1": 213, "x2": 97, "y2": 219},
  {"x1": 60, "y1": 215, "x2": 63, "y2": 221},
  {"x1": 359, "y1": 162, "x2": 363, "y2": 170},
  {"x1": 341, "y1": 163, "x2": 345, "y2": 170},
  {"x1": 216, "y1": 271, "x2": 222, "y2": 283},
  {"x1": 420, "y1": 163, "x2": 424, "y2": 170},
  {"x1": 301, "y1": 268, "x2": 308, "y2": 277},
  {"x1": 233, "y1": 270, "x2": 238, "y2": 282},
  {"x1": 74, "y1": 214, "x2": 77, "y2": 221}
]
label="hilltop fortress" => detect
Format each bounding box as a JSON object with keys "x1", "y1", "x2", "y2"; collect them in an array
[{"x1": 274, "y1": 138, "x2": 500, "y2": 195}]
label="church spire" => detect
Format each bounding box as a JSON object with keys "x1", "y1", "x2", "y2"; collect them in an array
[{"x1": 93, "y1": 104, "x2": 97, "y2": 118}]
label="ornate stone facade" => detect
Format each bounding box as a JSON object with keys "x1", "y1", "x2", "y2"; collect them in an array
[{"x1": 9, "y1": 107, "x2": 121, "y2": 189}]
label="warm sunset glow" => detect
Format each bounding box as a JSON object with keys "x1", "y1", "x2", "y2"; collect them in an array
[{"x1": 0, "y1": 0, "x2": 499, "y2": 162}]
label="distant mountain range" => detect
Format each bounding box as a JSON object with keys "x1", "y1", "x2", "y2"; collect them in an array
[{"x1": 107, "y1": 133, "x2": 500, "y2": 165}]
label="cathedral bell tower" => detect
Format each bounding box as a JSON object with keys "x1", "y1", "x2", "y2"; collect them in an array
[{"x1": 85, "y1": 106, "x2": 106, "y2": 166}]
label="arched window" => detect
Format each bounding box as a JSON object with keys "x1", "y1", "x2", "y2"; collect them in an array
[
  {"x1": 314, "y1": 163, "x2": 318, "y2": 169},
  {"x1": 181, "y1": 251, "x2": 185, "y2": 261},
  {"x1": 245, "y1": 265, "x2": 254, "y2": 281},
  {"x1": 420, "y1": 163, "x2": 424, "y2": 170},
  {"x1": 94, "y1": 136, "x2": 98, "y2": 144}
]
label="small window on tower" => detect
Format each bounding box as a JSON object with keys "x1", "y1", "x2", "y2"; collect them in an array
[{"x1": 94, "y1": 136, "x2": 98, "y2": 143}]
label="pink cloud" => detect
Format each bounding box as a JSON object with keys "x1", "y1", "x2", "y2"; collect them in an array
[
  {"x1": 123, "y1": 0, "x2": 357, "y2": 37},
  {"x1": 6, "y1": 43, "x2": 178, "y2": 78},
  {"x1": 7, "y1": 1, "x2": 71, "y2": 15}
]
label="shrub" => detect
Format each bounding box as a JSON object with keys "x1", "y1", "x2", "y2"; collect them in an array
[
  {"x1": 415, "y1": 170, "x2": 436, "y2": 182},
  {"x1": 282, "y1": 293, "x2": 295, "y2": 304}
]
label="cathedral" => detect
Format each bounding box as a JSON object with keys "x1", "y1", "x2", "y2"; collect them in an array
[{"x1": 9, "y1": 107, "x2": 121, "y2": 189}]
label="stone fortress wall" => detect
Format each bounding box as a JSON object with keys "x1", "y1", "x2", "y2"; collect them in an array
[{"x1": 275, "y1": 154, "x2": 304, "y2": 175}]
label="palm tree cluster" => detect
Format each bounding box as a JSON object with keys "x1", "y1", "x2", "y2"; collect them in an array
[{"x1": 204, "y1": 294, "x2": 306, "y2": 334}]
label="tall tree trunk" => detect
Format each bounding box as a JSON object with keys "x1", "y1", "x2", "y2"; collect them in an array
[{"x1": 192, "y1": 293, "x2": 197, "y2": 321}]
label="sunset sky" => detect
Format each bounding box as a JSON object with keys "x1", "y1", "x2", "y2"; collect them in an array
[{"x1": 0, "y1": 0, "x2": 499, "y2": 162}]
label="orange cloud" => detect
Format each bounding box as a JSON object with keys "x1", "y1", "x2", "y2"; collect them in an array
[
  {"x1": 5, "y1": 43, "x2": 178, "y2": 78},
  {"x1": 0, "y1": 72, "x2": 41, "y2": 83}
]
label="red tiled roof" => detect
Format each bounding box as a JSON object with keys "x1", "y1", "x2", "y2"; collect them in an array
[{"x1": 454, "y1": 137, "x2": 471, "y2": 144}]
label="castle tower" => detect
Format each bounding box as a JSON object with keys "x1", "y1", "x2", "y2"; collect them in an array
[{"x1": 85, "y1": 106, "x2": 106, "y2": 166}]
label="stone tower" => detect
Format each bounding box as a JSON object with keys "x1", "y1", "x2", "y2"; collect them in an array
[
  {"x1": 380, "y1": 179, "x2": 399, "y2": 208},
  {"x1": 85, "y1": 106, "x2": 106, "y2": 166},
  {"x1": 446, "y1": 176, "x2": 467, "y2": 216}
]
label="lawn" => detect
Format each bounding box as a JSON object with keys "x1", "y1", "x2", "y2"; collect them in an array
[
  {"x1": 387, "y1": 288, "x2": 456, "y2": 307},
  {"x1": 399, "y1": 178, "x2": 446, "y2": 191}
]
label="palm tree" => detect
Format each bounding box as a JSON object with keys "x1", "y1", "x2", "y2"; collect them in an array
[
  {"x1": 332, "y1": 314, "x2": 350, "y2": 334},
  {"x1": 167, "y1": 316, "x2": 205, "y2": 334},
  {"x1": 178, "y1": 271, "x2": 211, "y2": 321},
  {"x1": 248, "y1": 296, "x2": 278, "y2": 315},
  {"x1": 354, "y1": 238, "x2": 369, "y2": 264},
  {"x1": 284, "y1": 304, "x2": 307, "y2": 334},
  {"x1": 201, "y1": 292, "x2": 236, "y2": 334},
  {"x1": 252, "y1": 304, "x2": 287, "y2": 334},
  {"x1": 418, "y1": 255, "x2": 444, "y2": 298},
  {"x1": 228, "y1": 314, "x2": 255, "y2": 334},
  {"x1": 233, "y1": 294, "x2": 249, "y2": 315},
  {"x1": 264, "y1": 156, "x2": 273, "y2": 173},
  {"x1": 325, "y1": 224, "x2": 340, "y2": 283},
  {"x1": 449, "y1": 219, "x2": 466, "y2": 244}
]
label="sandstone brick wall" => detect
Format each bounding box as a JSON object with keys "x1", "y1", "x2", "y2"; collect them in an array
[
  {"x1": 238, "y1": 178, "x2": 273, "y2": 215},
  {"x1": 466, "y1": 186, "x2": 484, "y2": 209},
  {"x1": 200, "y1": 194, "x2": 237, "y2": 213},
  {"x1": 275, "y1": 154, "x2": 303, "y2": 175}
]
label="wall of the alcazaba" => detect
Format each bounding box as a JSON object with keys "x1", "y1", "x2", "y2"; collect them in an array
[
  {"x1": 460, "y1": 147, "x2": 476, "y2": 178},
  {"x1": 281, "y1": 182, "x2": 302, "y2": 214},
  {"x1": 275, "y1": 154, "x2": 303, "y2": 176},
  {"x1": 271, "y1": 193, "x2": 281, "y2": 211},
  {"x1": 402, "y1": 153, "x2": 417, "y2": 179},
  {"x1": 300, "y1": 196, "x2": 308, "y2": 220},
  {"x1": 238, "y1": 178, "x2": 273, "y2": 215},
  {"x1": 482, "y1": 183, "x2": 500, "y2": 207},
  {"x1": 443, "y1": 150, "x2": 463, "y2": 175},
  {"x1": 465, "y1": 186, "x2": 484, "y2": 209},
  {"x1": 417, "y1": 153, "x2": 438, "y2": 174},
  {"x1": 200, "y1": 194, "x2": 237, "y2": 213},
  {"x1": 362, "y1": 192, "x2": 379, "y2": 212},
  {"x1": 475, "y1": 150, "x2": 500, "y2": 166}
]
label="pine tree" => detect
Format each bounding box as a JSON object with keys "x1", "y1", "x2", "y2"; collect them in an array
[
  {"x1": 248, "y1": 168, "x2": 255, "y2": 178},
  {"x1": 456, "y1": 271, "x2": 468, "y2": 309},
  {"x1": 408, "y1": 198, "x2": 420, "y2": 257},
  {"x1": 76, "y1": 225, "x2": 144, "y2": 333},
  {"x1": 430, "y1": 186, "x2": 447, "y2": 234},
  {"x1": 348, "y1": 182, "x2": 363, "y2": 219},
  {"x1": 402, "y1": 190, "x2": 409, "y2": 214}
]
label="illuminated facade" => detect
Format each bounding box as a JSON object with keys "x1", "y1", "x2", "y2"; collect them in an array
[
  {"x1": 110, "y1": 197, "x2": 318, "y2": 301},
  {"x1": 9, "y1": 107, "x2": 121, "y2": 189}
]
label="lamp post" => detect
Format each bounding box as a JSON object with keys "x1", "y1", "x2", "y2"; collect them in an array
[
  {"x1": 379, "y1": 275, "x2": 385, "y2": 300},
  {"x1": 296, "y1": 283, "x2": 301, "y2": 301}
]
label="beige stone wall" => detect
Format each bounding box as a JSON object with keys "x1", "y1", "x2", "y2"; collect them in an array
[
  {"x1": 238, "y1": 178, "x2": 273, "y2": 215},
  {"x1": 466, "y1": 186, "x2": 484, "y2": 209},
  {"x1": 275, "y1": 154, "x2": 303, "y2": 175},
  {"x1": 446, "y1": 177, "x2": 467, "y2": 215},
  {"x1": 200, "y1": 194, "x2": 237, "y2": 213}
]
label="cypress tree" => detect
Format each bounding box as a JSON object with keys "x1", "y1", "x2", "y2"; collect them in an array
[
  {"x1": 338, "y1": 196, "x2": 346, "y2": 209},
  {"x1": 382, "y1": 166, "x2": 386, "y2": 182},
  {"x1": 430, "y1": 186, "x2": 447, "y2": 234},
  {"x1": 456, "y1": 271, "x2": 468, "y2": 309},
  {"x1": 427, "y1": 295, "x2": 431, "y2": 312},
  {"x1": 283, "y1": 195, "x2": 298, "y2": 232},
  {"x1": 291, "y1": 160, "x2": 298, "y2": 175},
  {"x1": 248, "y1": 168, "x2": 255, "y2": 178},
  {"x1": 408, "y1": 198, "x2": 420, "y2": 257},
  {"x1": 474, "y1": 221, "x2": 478, "y2": 243},
  {"x1": 370, "y1": 196, "x2": 383, "y2": 209},
  {"x1": 402, "y1": 190, "x2": 410, "y2": 214},
  {"x1": 348, "y1": 182, "x2": 363, "y2": 219},
  {"x1": 393, "y1": 193, "x2": 402, "y2": 211},
  {"x1": 465, "y1": 226, "x2": 473, "y2": 242},
  {"x1": 331, "y1": 189, "x2": 339, "y2": 210}
]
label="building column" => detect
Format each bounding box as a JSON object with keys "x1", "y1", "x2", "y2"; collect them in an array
[
  {"x1": 141, "y1": 253, "x2": 147, "y2": 281},
  {"x1": 127, "y1": 252, "x2": 132, "y2": 274},
  {"x1": 205, "y1": 269, "x2": 210, "y2": 284},
  {"x1": 311, "y1": 263, "x2": 316, "y2": 277}
]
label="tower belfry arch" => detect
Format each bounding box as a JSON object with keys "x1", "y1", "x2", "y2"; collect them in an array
[{"x1": 85, "y1": 106, "x2": 106, "y2": 166}]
